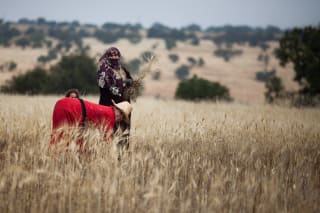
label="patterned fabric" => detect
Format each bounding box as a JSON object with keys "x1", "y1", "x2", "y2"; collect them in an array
[
  {"x1": 97, "y1": 47, "x2": 133, "y2": 151},
  {"x1": 96, "y1": 62, "x2": 132, "y2": 105},
  {"x1": 99, "y1": 47, "x2": 121, "y2": 69},
  {"x1": 97, "y1": 63, "x2": 124, "y2": 91}
]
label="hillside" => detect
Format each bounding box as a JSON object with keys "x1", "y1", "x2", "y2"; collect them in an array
[{"x1": 0, "y1": 21, "x2": 298, "y2": 103}]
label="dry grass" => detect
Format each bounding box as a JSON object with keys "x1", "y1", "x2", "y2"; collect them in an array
[{"x1": 0, "y1": 94, "x2": 319, "y2": 213}]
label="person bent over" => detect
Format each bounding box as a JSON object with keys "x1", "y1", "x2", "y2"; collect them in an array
[{"x1": 50, "y1": 97, "x2": 132, "y2": 152}]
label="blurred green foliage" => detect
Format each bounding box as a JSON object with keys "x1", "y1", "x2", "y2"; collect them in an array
[
  {"x1": 175, "y1": 75, "x2": 232, "y2": 101},
  {"x1": 1, "y1": 54, "x2": 98, "y2": 95},
  {"x1": 275, "y1": 26, "x2": 320, "y2": 96}
]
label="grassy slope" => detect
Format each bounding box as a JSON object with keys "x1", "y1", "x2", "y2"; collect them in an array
[{"x1": 0, "y1": 36, "x2": 298, "y2": 103}]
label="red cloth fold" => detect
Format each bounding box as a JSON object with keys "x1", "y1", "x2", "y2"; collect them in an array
[{"x1": 50, "y1": 98, "x2": 115, "y2": 147}]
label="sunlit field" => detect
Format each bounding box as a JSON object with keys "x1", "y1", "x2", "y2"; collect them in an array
[{"x1": 0, "y1": 94, "x2": 319, "y2": 213}]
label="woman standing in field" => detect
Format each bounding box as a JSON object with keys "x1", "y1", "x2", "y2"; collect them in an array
[
  {"x1": 96, "y1": 47, "x2": 135, "y2": 149},
  {"x1": 97, "y1": 47, "x2": 134, "y2": 105}
]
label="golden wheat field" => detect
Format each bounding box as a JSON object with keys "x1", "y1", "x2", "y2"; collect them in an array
[{"x1": 0, "y1": 94, "x2": 319, "y2": 213}]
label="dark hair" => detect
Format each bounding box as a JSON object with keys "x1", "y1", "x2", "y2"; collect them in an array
[{"x1": 65, "y1": 88, "x2": 80, "y2": 98}]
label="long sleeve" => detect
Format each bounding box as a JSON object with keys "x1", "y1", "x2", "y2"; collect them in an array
[
  {"x1": 97, "y1": 63, "x2": 133, "y2": 105},
  {"x1": 97, "y1": 63, "x2": 116, "y2": 89}
]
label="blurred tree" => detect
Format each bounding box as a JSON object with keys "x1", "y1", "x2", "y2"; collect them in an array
[
  {"x1": 37, "y1": 17, "x2": 46, "y2": 25},
  {"x1": 141, "y1": 51, "x2": 154, "y2": 61},
  {"x1": 168, "y1": 54, "x2": 179, "y2": 63},
  {"x1": 152, "y1": 70, "x2": 161, "y2": 80},
  {"x1": 8, "y1": 61, "x2": 17, "y2": 71},
  {"x1": 190, "y1": 37, "x2": 200, "y2": 46},
  {"x1": 15, "y1": 37, "x2": 30, "y2": 48},
  {"x1": 182, "y1": 24, "x2": 202, "y2": 32},
  {"x1": 1, "y1": 67, "x2": 49, "y2": 94},
  {"x1": 275, "y1": 26, "x2": 320, "y2": 95},
  {"x1": 175, "y1": 65, "x2": 190, "y2": 80},
  {"x1": 256, "y1": 69, "x2": 276, "y2": 82},
  {"x1": 198, "y1": 57, "x2": 205, "y2": 66},
  {"x1": 126, "y1": 58, "x2": 141, "y2": 75},
  {"x1": 265, "y1": 76, "x2": 284, "y2": 103},
  {"x1": 259, "y1": 42, "x2": 270, "y2": 51},
  {"x1": 214, "y1": 48, "x2": 243, "y2": 62},
  {"x1": 37, "y1": 49, "x2": 58, "y2": 64},
  {"x1": 209, "y1": 25, "x2": 281, "y2": 47},
  {"x1": 165, "y1": 39, "x2": 176, "y2": 50},
  {"x1": 2, "y1": 54, "x2": 98, "y2": 95},
  {"x1": 175, "y1": 75, "x2": 232, "y2": 101},
  {"x1": 147, "y1": 23, "x2": 189, "y2": 41},
  {"x1": 48, "y1": 54, "x2": 97, "y2": 94},
  {"x1": 187, "y1": 57, "x2": 197, "y2": 66}
]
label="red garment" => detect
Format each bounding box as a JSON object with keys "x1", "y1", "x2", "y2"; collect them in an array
[{"x1": 51, "y1": 97, "x2": 115, "y2": 146}]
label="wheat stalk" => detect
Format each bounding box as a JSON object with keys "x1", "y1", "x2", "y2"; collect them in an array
[
  {"x1": 124, "y1": 55, "x2": 156, "y2": 100},
  {"x1": 1, "y1": 94, "x2": 319, "y2": 212}
]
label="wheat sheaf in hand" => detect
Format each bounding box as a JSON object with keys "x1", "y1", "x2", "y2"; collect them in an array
[{"x1": 124, "y1": 55, "x2": 157, "y2": 100}]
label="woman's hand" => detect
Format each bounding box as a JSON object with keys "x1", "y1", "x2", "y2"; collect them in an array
[
  {"x1": 123, "y1": 79, "x2": 133, "y2": 86},
  {"x1": 132, "y1": 80, "x2": 141, "y2": 88}
]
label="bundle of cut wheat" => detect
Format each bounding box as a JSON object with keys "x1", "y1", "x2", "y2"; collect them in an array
[{"x1": 124, "y1": 55, "x2": 156, "y2": 100}]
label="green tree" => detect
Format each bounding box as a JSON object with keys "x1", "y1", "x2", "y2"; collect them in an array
[
  {"x1": 165, "y1": 39, "x2": 176, "y2": 50},
  {"x1": 214, "y1": 48, "x2": 243, "y2": 62},
  {"x1": 168, "y1": 54, "x2": 179, "y2": 63},
  {"x1": 182, "y1": 24, "x2": 202, "y2": 32},
  {"x1": 265, "y1": 76, "x2": 284, "y2": 103},
  {"x1": 126, "y1": 58, "x2": 141, "y2": 75},
  {"x1": 259, "y1": 42, "x2": 270, "y2": 51},
  {"x1": 140, "y1": 51, "x2": 154, "y2": 61},
  {"x1": 175, "y1": 65, "x2": 190, "y2": 80},
  {"x1": 256, "y1": 69, "x2": 275, "y2": 82},
  {"x1": 15, "y1": 37, "x2": 30, "y2": 48},
  {"x1": 198, "y1": 57, "x2": 205, "y2": 66},
  {"x1": 48, "y1": 54, "x2": 98, "y2": 94},
  {"x1": 2, "y1": 54, "x2": 98, "y2": 95},
  {"x1": 257, "y1": 53, "x2": 270, "y2": 68},
  {"x1": 275, "y1": 26, "x2": 320, "y2": 95},
  {"x1": 152, "y1": 70, "x2": 161, "y2": 80},
  {"x1": 175, "y1": 75, "x2": 232, "y2": 101},
  {"x1": 0, "y1": 22, "x2": 20, "y2": 46},
  {"x1": 1, "y1": 67, "x2": 49, "y2": 94},
  {"x1": 8, "y1": 61, "x2": 17, "y2": 71},
  {"x1": 187, "y1": 57, "x2": 197, "y2": 66},
  {"x1": 37, "y1": 50, "x2": 58, "y2": 64},
  {"x1": 190, "y1": 37, "x2": 200, "y2": 46}
]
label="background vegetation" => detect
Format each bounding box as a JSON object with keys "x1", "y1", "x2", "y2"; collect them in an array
[
  {"x1": 275, "y1": 26, "x2": 320, "y2": 96},
  {"x1": 1, "y1": 18, "x2": 320, "y2": 105},
  {"x1": 175, "y1": 75, "x2": 232, "y2": 101},
  {"x1": 1, "y1": 54, "x2": 98, "y2": 95},
  {"x1": 0, "y1": 18, "x2": 282, "y2": 51}
]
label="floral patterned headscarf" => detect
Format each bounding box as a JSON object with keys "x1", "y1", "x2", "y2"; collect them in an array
[{"x1": 99, "y1": 47, "x2": 121, "y2": 69}]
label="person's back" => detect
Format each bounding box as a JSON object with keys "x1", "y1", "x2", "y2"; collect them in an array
[{"x1": 52, "y1": 97, "x2": 115, "y2": 132}]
